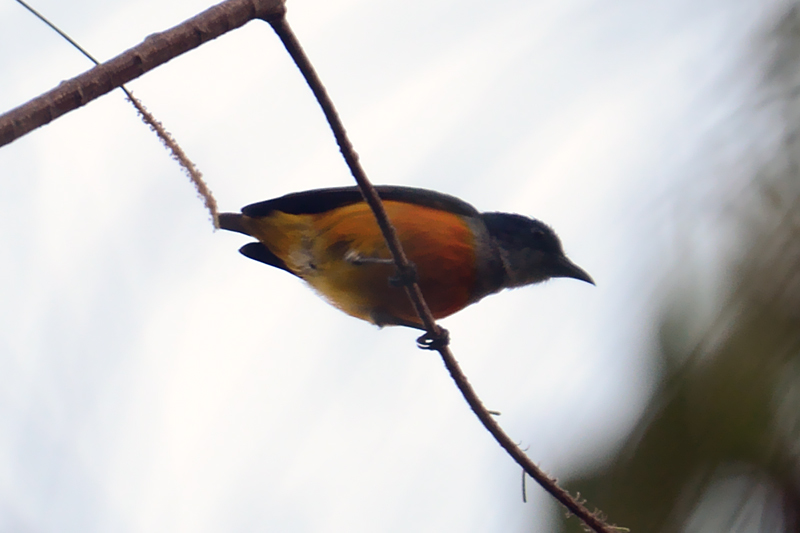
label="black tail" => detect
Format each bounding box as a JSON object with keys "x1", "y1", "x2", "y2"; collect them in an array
[
  {"x1": 217, "y1": 213, "x2": 250, "y2": 235},
  {"x1": 218, "y1": 213, "x2": 296, "y2": 276}
]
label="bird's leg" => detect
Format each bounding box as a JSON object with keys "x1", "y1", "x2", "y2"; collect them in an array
[
  {"x1": 343, "y1": 249, "x2": 418, "y2": 287},
  {"x1": 388, "y1": 262, "x2": 418, "y2": 288},
  {"x1": 343, "y1": 249, "x2": 394, "y2": 266},
  {"x1": 416, "y1": 328, "x2": 450, "y2": 350},
  {"x1": 368, "y1": 311, "x2": 449, "y2": 350}
]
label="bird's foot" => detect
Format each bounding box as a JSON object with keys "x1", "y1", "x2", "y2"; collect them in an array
[
  {"x1": 416, "y1": 328, "x2": 449, "y2": 350},
  {"x1": 389, "y1": 262, "x2": 418, "y2": 287}
]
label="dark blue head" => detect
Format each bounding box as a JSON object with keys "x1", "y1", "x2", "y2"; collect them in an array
[{"x1": 481, "y1": 212, "x2": 593, "y2": 288}]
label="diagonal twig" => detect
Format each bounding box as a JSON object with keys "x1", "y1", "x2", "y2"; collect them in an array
[
  {"x1": 17, "y1": 0, "x2": 219, "y2": 225},
  {"x1": 0, "y1": 0, "x2": 286, "y2": 148},
  {"x1": 266, "y1": 13, "x2": 620, "y2": 533},
  {"x1": 14, "y1": 0, "x2": 220, "y2": 227}
]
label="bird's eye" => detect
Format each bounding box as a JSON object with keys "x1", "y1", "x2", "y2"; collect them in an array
[{"x1": 530, "y1": 229, "x2": 545, "y2": 239}]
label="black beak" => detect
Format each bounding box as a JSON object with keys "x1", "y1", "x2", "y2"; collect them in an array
[{"x1": 553, "y1": 256, "x2": 595, "y2": 285}]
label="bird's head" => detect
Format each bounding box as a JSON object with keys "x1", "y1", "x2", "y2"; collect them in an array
[{"x1": 481, "y1": 212, "x2": 594, "y2": 288}]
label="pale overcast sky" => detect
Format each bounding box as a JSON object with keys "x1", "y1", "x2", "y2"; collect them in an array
[{"x1": 0, "y1": 0, "x2": 779, "y2": 531}]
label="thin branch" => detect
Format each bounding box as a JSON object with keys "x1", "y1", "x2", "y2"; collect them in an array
[
  {"x1": 0, "y1": 0, "x2": 286, "y2": 148},
  {"x1": 267, "y1": 14, "x2": 620, "y2": 533},
  {"x1": 15, "y1": 0, "x2": 219, "y2": 226},
  {"x1": 265, "y1": 16, "x2": 444, "y2": 341}
]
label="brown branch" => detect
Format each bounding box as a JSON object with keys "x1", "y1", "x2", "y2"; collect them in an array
[
  {"x1": 0, "y1": 0, "x2": 286, "y2": 148},
  {"x1": 266, "y1": 14, "x2": 620, "y2": 533},
  {"x1": 265, "y1": 16, "x2": 443, "y2": 341},
  {"x1": 15, "y1": 0, "x2": 219, "y2": 226}
]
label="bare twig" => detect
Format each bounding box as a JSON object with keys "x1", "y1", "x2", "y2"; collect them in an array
[
  {"x1": 267, "y1": 13, "x2": 620, "y2": 533},
  {"x1": 265, "y1": 16, "x2": 445, "y2": 342},
  {"x1": 0, "y1": 0, "x2": 286, "y2": 148},
  {"x1": 15, "y1": 0, "x2": 219, "y2": 226},
  {"x1": 522, "y1": 470, "x2": 528, "y2": 503}
]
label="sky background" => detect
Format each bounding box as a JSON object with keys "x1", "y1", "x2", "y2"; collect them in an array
[{"x1": 0, "y1": 0, "x2": 782, "y2": 531}]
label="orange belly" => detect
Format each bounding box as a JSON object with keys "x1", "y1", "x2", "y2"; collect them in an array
[{"x1": 245, "y1": 201, "x2": 478, "y2": 326}]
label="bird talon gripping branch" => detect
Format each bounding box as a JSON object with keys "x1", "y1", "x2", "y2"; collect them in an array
[
  {"x1": 416, "y1": 328, "x2": 450, "y2": 350},
  {"x1": 218, "y1": 185, "x2": 593, "y2": 332},
  {"x1": 388, "y1": 262, "x2": 418, "y2": 288}
]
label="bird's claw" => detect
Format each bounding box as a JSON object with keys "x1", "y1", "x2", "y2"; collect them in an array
[
  {"x1": 416, "y1": 328, "x2": 450, "y2": 350},
  {"x1": 389, "y1": 262, "x2": 418, "y2": 288}
]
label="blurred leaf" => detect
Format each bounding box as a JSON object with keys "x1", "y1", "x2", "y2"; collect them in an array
[{"x1": 556, "y1": 3, "x2": 800, "y2": 532}]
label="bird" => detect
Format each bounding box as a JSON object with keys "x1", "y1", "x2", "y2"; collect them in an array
[{"x1": 218, "y1": 185, "x2": 593, "y2": 331}]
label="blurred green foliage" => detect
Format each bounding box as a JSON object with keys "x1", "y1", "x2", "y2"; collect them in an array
[{"x1": 558, "y1": 4, "x2": 800, "y2": 532}]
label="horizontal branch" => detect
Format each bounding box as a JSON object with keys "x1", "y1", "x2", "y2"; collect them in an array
[{"x1": 0, "y1": 0, "x2": 285, "y2": 148}]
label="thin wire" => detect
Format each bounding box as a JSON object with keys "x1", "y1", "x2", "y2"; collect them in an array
[{"x1": 16, "y1": 0, "x2": 100, "y2": 64}]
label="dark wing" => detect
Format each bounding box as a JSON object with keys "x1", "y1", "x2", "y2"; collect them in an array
[{"x1": 240, "y1": 186, "x2": 479, "y2": 218}]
